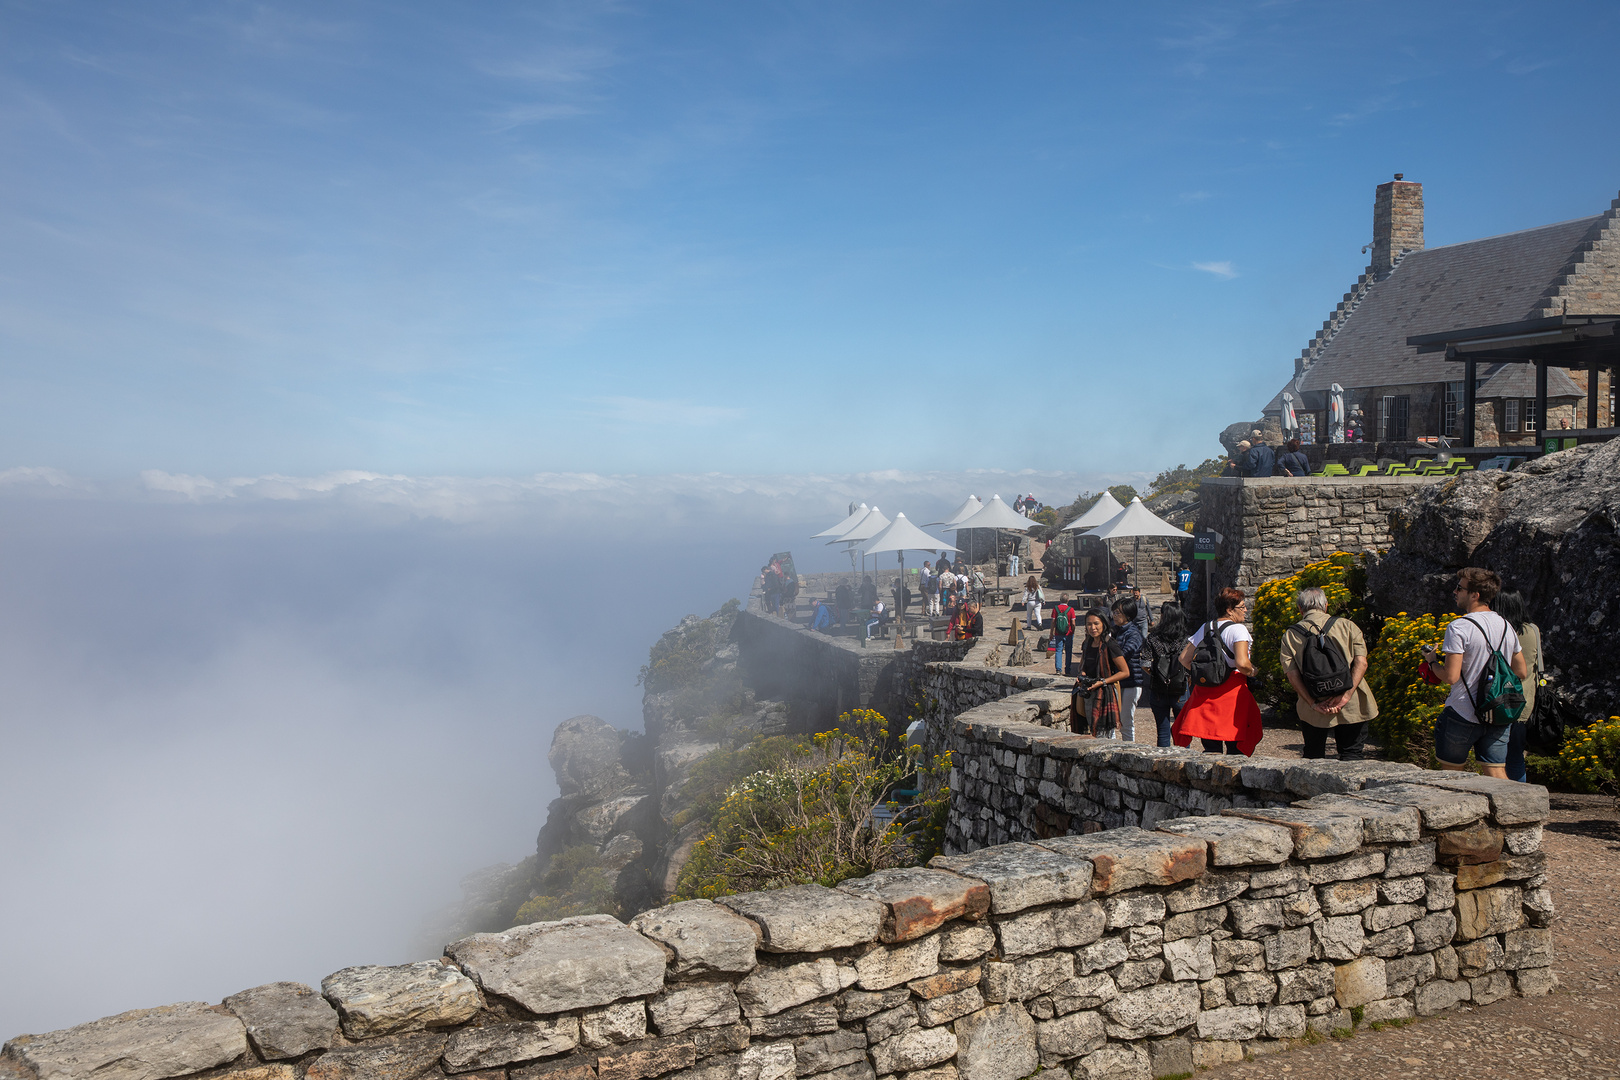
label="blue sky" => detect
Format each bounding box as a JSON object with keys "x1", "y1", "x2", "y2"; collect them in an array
[{"x1": 4, "y1": 1, "x2": 1620, "y2": 481}]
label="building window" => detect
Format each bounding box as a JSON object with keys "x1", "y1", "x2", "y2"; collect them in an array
[
  {"x1": 1523, "y1": 398, "x2": 1538, "y2": 432},
  {"x1": 1443, "y1": 382, "x2": 1463, "y2": 437},
  {"x1": 1378, "y1": 395, "x2": 1410, "y2": 441},
  {"x1": 1503, "y1": 399, "x2": 1520, "y2": 432}
]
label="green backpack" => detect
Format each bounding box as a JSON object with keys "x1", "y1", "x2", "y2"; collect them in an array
[{"x1": 1461, "y1": 616, "x2": 1526, "y2": 725}]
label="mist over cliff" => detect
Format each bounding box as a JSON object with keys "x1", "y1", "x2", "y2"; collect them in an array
[{"x1": 0, "y1": 466, "x2": 1113, "y2": 1036}]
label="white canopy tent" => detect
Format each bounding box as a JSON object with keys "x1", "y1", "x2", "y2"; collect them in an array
[
  {"x1": 1061, "y1": 491, "x2": 1125, "y2": 532},
  {"x1": 928, "y1": 495, "x2": 983, "y2": 528},
  {"x1": 950, "y1": 494, "x2": 1039, "y2": 586},
  {"x1": 1079, "y1": 497, "x2": 1191, "y2": 589},
  {"x1": 861, "y1": 513, "x2": 960, "y2": 632},
  {"x1": 827, "y1": 506, "x2": 890, "y2": 577},
  {"x1": 812, "y1": 502, "x2": 868, "y2": 539}
]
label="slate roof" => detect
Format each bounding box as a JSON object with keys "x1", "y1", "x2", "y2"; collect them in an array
[
  {"x1": 1266, "y1": 214, "x2": 1606, "y2": 412},
  {"x1": 1475, "y1": 362, "x2": 1583, "y2": 400}
]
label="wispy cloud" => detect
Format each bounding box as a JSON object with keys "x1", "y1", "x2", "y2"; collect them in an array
[
  {"x1": 1505, "y1": 58, "x2": 1551, "y2": 76},
  {"x1": 1192, "y1": 261, "x2": 1237, "y2": 279},
  {"x1": 586, "y1": 397, "x2": 745, "y2": 427},
  {"x1": 1178, "y1": 190, "x2": 1212, "y2": 204}
]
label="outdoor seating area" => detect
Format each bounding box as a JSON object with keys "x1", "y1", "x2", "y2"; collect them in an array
[{"x1": 1309, "y1": 453, "x2": 1480, "y2": 477}]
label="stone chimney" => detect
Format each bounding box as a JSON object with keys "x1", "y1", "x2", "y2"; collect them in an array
[{"x1": 1371, "y1": 173, "x2": 1423, "y2": 278}]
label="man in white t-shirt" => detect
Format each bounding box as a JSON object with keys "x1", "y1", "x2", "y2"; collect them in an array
[{"x1": 1421, "y1": 567, "x2": 1528, "y2": 779}]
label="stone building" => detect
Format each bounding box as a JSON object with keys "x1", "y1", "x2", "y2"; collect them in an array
[{"x1": 1263, "y1": 176, "x2": 1620, "y2": 448}]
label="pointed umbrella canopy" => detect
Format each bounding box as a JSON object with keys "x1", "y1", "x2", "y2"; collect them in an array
[
  {"x1": 1061, "y1": 491, "x2": 1125, "y2": 532},
  {"x1": 828, "y1": 506, "x2": 891, "y2": 579},
  {"x1": 861, "y1": 513, "x2": 959, "y2": 633},
  {"x1": 952, "y1": 494, "x2": 1039, "y2": 533},
  {"x1": 1080, "y1": 496, "x2": 1192, "y2": 590},
  {"x1": 812, "y1": 502, "x2": 868, "y2": 538},
  {"x1": 927, "y1": 495, "x2": 983, "y2": 528}
]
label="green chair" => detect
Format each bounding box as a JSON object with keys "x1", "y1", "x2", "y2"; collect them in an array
[{"x1": 1321, "y1": 463, "x2": 1351, "y2": 476}]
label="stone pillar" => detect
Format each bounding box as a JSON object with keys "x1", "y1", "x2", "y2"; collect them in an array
[{"x1": 1371, "y1": 175, "x2": 1424, "y2": 280}]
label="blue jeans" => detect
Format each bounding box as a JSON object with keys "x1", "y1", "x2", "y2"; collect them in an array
[
  {"x1": 1053, "y1": 636, "x2": 1071, "y2": 674},
  {"x1": 1435, "y1": 706, "x2": 1512, "y2": 766}
]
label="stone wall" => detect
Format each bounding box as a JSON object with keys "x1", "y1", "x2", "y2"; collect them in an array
[
  {"x1": 1190, "y1": 476, "x2": 1440, "y2": 615},
  {"x1": 733, "y1": 610, "x2": 906, "y2": 729},
  {"x1": 4, "y1": 754, "x2": 1554, "y2": 1080}
]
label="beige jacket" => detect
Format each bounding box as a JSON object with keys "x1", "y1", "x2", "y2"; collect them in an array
[{"x1": 1280, "y1": 611, "x2": 1378, "y2": 728}]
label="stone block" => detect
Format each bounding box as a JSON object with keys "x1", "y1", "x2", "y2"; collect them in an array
[
  {"x1": 1199, "y1": 979, "x2": 1227, "y2": 1009},
  {"x1": 1115, "y1": 960, "x2": 1164, "y2": 992},
  {"x1": 1377, "y1": 876, "x2": 1427, "y2": 905},
  {"x1": 1364, "y1": 903, "x2": 1424, "y2": 933},
  {"x1": 1317, "y1": 880, "x2": 1376, "y2": 915},
  {"x1": 1455, "y1": 887, "x2": 1524, "y2": 941},
  {"x1": 1263, "y1": 1003, "x2": 1306, "y2": 1039},
  {"x1": 1434, "y1": 946, "x2": 1459, "y2": 981},
  {"x1": 443, "y1": 1019, "x2": 582, "y2": 1072},
  {"x1": 1076, "y1": 938, "x2": 1127, "y2": 977},
  {"x1": 1073, "y1": 1044, "x2": 1151, "y2": 1080},
  {"x1": 1423, "y1": 871, "x2": 1456, "y2": 912},
  {"x1": 222, "y1": 982, "x2": 338, "y2": 1061},
  {"x1": 993, "y1": 910, "x2": 1054, "y2": 959},
  {"x1": 1162, "y1": 907, "x2": 1226, "y2": 943},
  {"x1": 864, "y1": 1004, "x2": 917, "y2": 1043},
  {"x1": 1392, "y1": 772, "x2": 1549, "y2": 825},
  {"x1": 839, "y1": 868, "x2": 992, "y2": 943},
  {"x1": 1469, "y1": 971, "x2": 1513, "y2": 1005},
  {"x1": 1162, "y1": 936, "x2": 1216, "y2": 982},
  {"x1": 631, "y1": 900, "x2": 761, "y2": 975},
  {"x1": 793, "y1": 1029, "x2": 866, "y2": 1077},
  {"x1": 1304, "y1": 1009, "x2": 1352, "y2": 1038},
  {"x1": 1293, "y1": 794, "x2": 1422, "y2": 843},
  {"x1": 2, "y1": 1003, "x2": 248, "y2": 1080},
  {"x1": 917, "y1": 987, "x2": 984, "y2": 1028},
  {"x1": 954, "y1": 1004, "x2": 1037, "y2": 1080},
  {"x1": 1188, "y1": 1040, "x2": 1244, "y2": 1071},
  {"x1": 910, "y1": 966, "x2": 981, "y2": 1000},
  {"x1": 737, "y1": 959, "x2": 851, "y2": 1018},
  {"x1": 1035, "y1": 829, "x2": 1204, "y2": 895},
  {"x1": 1053, "y1": 902, "x2": 1107, "y2": 948},
  {"x1": 1305, "y1": 849, "x2": 1385, "y2": 885},
  {"x1": 304, "y1": 1033, "x2": 448, "y2": 1080},
  {"x1": 1455, "y1": 938, "x2": 1504, "y2": 978},
  {"x1": 1455, "y1": 853, "x2": 1546, "y2": 891},
  {"x1": 1146, "y1": 1037, "x2": 1192, "y2": 1080},
  {"x1": 1434, "y1": 821, "x2": 1505, "y2": 866},
  {"x1": 447, "y1": 915, "x2": 668, "y2": 1016},
  {"x1": 1503, "y1": 927, "x2": 1553, "y2": 970},
  {"x1": 938, "y1": 925, "x2": 997, "y2": 963},
  {"x1": 1103, "y1": 894, "x2": 1166, "y2": 929},
  {"x1": 1283, "y1": 761, "x2": 1419, "y2": 798},
  {"x1": 1362, "y1": 997, "x2": 1415, "y2": 1024},
  {"x1": 985, "y1": 954, "x2": 1074, "y2": 1002},
  {"x1": 1279, "y1": 889, "x2": 1321, "y2": 928},
  {"x1": 1332, "y1": 956, "x2": 1385, "y2": 1008},
  {"x1": 650, "y1": 986, "x2": 741, "y2": 1036},
  {"x1": 1034, "y1": 1011, "x2": 1105, "y2": 1061},
  {"x1": 1504, "y1": 824, "x2": 1544, "y2": 855},
  {"x1": 749, "y1": 1002, "x2": 840, "y2": 1039},
  {"x1": 1312, "y1": 916, "x2": 1365, "y2": 961},
  {"x1": 326, "y1": 967, "x2": 475, "y2": 1044},
  {"x1": 930, "y1": 844, "x2": 1093, "y2": 914},
  {"x1": 1220, "y1": 807, "x2": 1361, "y2": 859},
  {"x1": 580, "y1": 1002, "x2": 649, "y2": 1049},
  {"x1": 1244, "y1": 866, "x2": 1309, "y2": 899},
  {"x1": 1049, "y1": 974, "x2": 1117, "y2": 1014},
  {"x1": 1154, "y1": 817, "x2": 1291, "y2": 866},
  {"x1": 1358, "y1": 782, "x2": 1488, "y2": 829},
  {"x1": 1384, "y1": 952, "x2": 1436, "y2": 996},
  {"x1": 856, "y1": 938, "x2": 943, "y2": 991},
  {"x1": 1213, "y1": 939, "x2": 1264, "y2": 975},
  {"x1": 1274, "y1": 964, "x2": 1335, "y2": 1005},
  {"x1": 736, "y1": 1041, "x2": 795, "y2": 1080},
  {"x1": 1413, "y1": 979, "x2": 1469, "y2": 1016},
  {"x1": 512, "y1": 1056, "x2": 599, "y2": 1080},
  {"x1": 836, "y1": 988, "x2": 909, "y2": 1022},
  {"x1": 1100, "y1": 982, "x2": 1201, "y2": 1039},
  {"x1": 1195, "y1": 1006, "x2": 1262, "y2": 1041},
  {"x1": 1227, "y1": 899, "x2": 1282, "y2": 938},
  {"x1": 720, "y1": 887, "x2": 885, "y2": 954},
  {"x1": 1516, "y1": 967, "x2": 1558, "y2": 997},
  {"x1": 1162, "y1": 873, "x2": 1248, "y2": 913},
  {"x1": 1364, "y1": 926, "x2": 1414, "y2": 959},
  {"x1": 1385, "y1": 840, "x2": 1438, "y2": 878},
  {"x1": 1223, "y1": 971, "x2": 1276, "y2": 1006},
  {"x1": 1124, "y1": 926, "x2": 1163, "y2": 960}
]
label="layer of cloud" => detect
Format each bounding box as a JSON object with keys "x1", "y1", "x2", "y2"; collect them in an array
[{"x1": 1191, "y1": 260, "x2": 1237, "y2": 280}]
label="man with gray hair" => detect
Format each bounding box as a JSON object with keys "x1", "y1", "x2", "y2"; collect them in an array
[{"x1": 1279, "y1": 586, "x2": 1377, "y2": 759}]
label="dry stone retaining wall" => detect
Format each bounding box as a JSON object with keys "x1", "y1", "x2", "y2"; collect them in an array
[{"x1": 3, "y1": 754, "x2": 1554, "y2": 1080}]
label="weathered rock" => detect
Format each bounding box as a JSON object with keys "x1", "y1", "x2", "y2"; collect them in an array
[
  {"x1": 1034, "y1": 1011, "x2": 1105, "y2": 1061},
  {"x1": 1100, "y1": 982, "x2": 1200, "y2": 1039},
  {"x1": 222, "y1": 982, "x2": 338, "y2": 1061},
  {"x1": 1162, "y1": 906, "x2": 1226, "y2": 943},
  {"x1": 1036, "y1": 828, "x2": 1205, "y2": 894},
  {"x1": 1053, "y1": 902, "x2": 1107, "y2": 948},
  {"x1": 1274, "y1": 964, "x2": 1335, "y2": 1004},
  {"x1": 2, "y1": 1004, "x2": 247, "y2": 1080},
  {"x1": 793, "y1": 1029, "x2": 866, "y2": 1077},
  {"x1": 1102, "y1": 893, "x2": 1166, "y2": 929},
  {"x1": 1455, "y1": 886, "x2": 1524, "y2": 941},
  {"x1": 992, "y1": 909, "x2": 1055, "y2": 958},
  {"x1": 1076, "y1": 938, "x2": 1128, "y2": 977},
  {"x1": 1357, "y1": 782, "x2": 1488, "y2": 829},
  {"x1": 447, "y1": 915, "x2": 667, "y2": 1016},
  {"x1": 916, "y1": 987, "x2": 984, "y2": 1028},
  {"x1": 1504, "y1": 824, "x2": 1544, "y2": 855},
  {"x1": 1244, "y1": 865, "x2": 1309, "y2": 900},
  {"x1": 1213, "y1": 939, "x2": 1265, "y2": 975},
  {"x1": 1292, "y1": 794, "x2": 1422, "y2": 843},
  {"x1": 930, "y1": 844, "x2": 1093, "y2": 914},
  {"x1": 864, "y1": 1004, "x2": 917, "y2": 1043},
  {"x1": 1333, "y1": 956, "x2": 1386, "y2": 1008},
  {"x1": 1223, "y1": 971, "x2": 1276, "y2": 1006},
  {"x1": 442, "y1": 1019, "x2": 581, "y2": 1072},
  {"x1": 909, "y1": 966, "x2": 981, "y2": 1000},
  {"x1": 692, "y1": 1023, "x2": 749, "y2": 1060},
  {"x1": 982, "y1": 954, "x2": 1075, "y2": 1003},
  {"x1": 1516, "y1": 967, "x2": 1558, "y2": 997},
  {"x1": 322, "y1": 963, "x2": 481, "y2": 1039},
  {"x1": 1364, "y1": 903, "x2": 1424, "y2": 933},
  {"x1": 870, "y1": 1027, "x2": 958, "y2": 1075},
  {"x1": 1470, "y1": 970, "x2": 1514, "y2": 1005},
  {"x1": 737, "y1": 959, "x2": 850, "y2": 1018},
  {"x1": 650, "y1": 986, "x2": 741, "y2": 1036},
  {"x1": 1163, "y1": 872, "x2": 1249, "y2": 913},
  {"x1": 1454, "y1": 853, "x2": 1546, "y2": 891},
  {"x1": 838, "y1": 869, "x2": 991, "y2": 942},
  {"x1": 1384, "y1": 952, "x2": 1436, "y2": 996},
  {"x1": 550, "y1": 715, "x2": 631, "y2": 800},
  {"x1": 1114, "y1": 960, "x2": 1164, "y2": 992},
  {"x1": 1377, "y1": 876, "x2": 1428, "y2": 905},
  {"x1": 1413, "y1": 979, "x2": 1470, "y2": 1016},
  {"x1": 1048, "y1": 974, "x2": 1117, "y2": 1014},
  {"x1": 855, "y1": 938, "x2": 942, "y2": 991},
  {"x1": 836, "y1": 988, "x2": 909, "y2": 1023},
  {"x1": 1312, "y1": 916, "x2": 1365, "y2": 961},
  {"x1": 1365, "y1": 925, "x2": 1415, "y2": 959},
  {"x1": 1394, "y1": 772, "x2": 1550, "y2": 825},
  {"x1": 954, "y1": 1004, "x2": 1036, "y2": 1080},
  {"x1": 1281, "y1": 761, "x2": 1420, "y2": 799},
  {"x1": 597, "y1": 1036, "x2": 699, "y2": 1080},
  {"x1": 1264, "y1": 1003, "x2": 1306, "y2": 1039},
  {"x1": 630, "y1": 900, "x2": 760, "y2": 975},
  {"x1": 1195, "y1": 1006, "x2": 1262, "y2": 1041},
  {"x1": 1146, "y1": 1037, "x2": 1193, "y2": 1080},
  {"x1": 511, "y1": 1056, "x2": 598, "y2": 1080},
  {"x1": 1073, "y1": 1043, "x2": 1151, "y2": 1080},
  {"x1": 938, "y1": 925, "x2": 997, "y2": 963},
  {"x1": 1154, "y1": 817, "x2": 1292, "y2": 866},
  {"x1": 1385, "y1": 840, "x2": 1439, "y2": 878},
  {"x1": 304, "y1": 1032, "x2": 447, "y2": 1080},
  {"x1": 1503, "y1": 927, "x2": 1554, "y2": 970},
  {"x1": 1279, "y1": 888, "x2": 1322, "y2": 928},
  {"x1": 1455, "y1": 937, "x2": 1505, "y2": 978},
  {"x1": 748, "y1": 1002, "x2": 839, "y2": 1039},
  {"x1": 720, "y1": 887, "x2": 884, "y2": 954},
  {"x1": 1305, "y1": 849, "x2": 1386, "y2": 885},
  {"x1": 1162, "y1": 935, "x2": 1216, "y2": 982},
  {"x1": 735, "y1": 1041, "x2": 795, "y2": 1080},
  {"x1": 1263, "y1": 927, "x2": 1312, "y2": 970},
  {"x1": 1220, "y1": 807, "x2": 1361, "y2": 859},
  {"x1": 1433, "y1": 820, "x2": 1505, "y2": 866},
  {"x1": 580, "y1": 1002, "x2": 649, "y2": 1049},
  {"x1": 1317, "y1": 880, "x2": 1377, "y2": 916},
  {"x1": 1423, "y1": 871, "x2": 1457, "y2": 912},
  {"x1": 1227, "y1": 898, "x2": 1283, "y2": 938}
]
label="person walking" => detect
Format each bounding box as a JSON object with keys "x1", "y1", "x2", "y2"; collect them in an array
[
  {"x1": 1420, "y1": 568, "x2": 1528, "y2": 780},
  {"x1": 1110, "y1": 598, "x2": 1146, "y2": 743},
  {"x1": 1280, "y1": 587, "x2": 1377, "y2": 759},
  {"x1": 1143, "y1": 601, "x2": 1189, "y2": 747},
  {"x1": 1072, "y1": 610, "x2": 1129, "y2": 737},
  {"x1": 1022, "y1": 576, "x2": 1044, "y2": 630},
  {"x1": 1172, "y1": 587, "x2": 1262, "y2": 755},
  {"x1": 1246, "y1": 434, "x2": 1276, "y2": 478},
  {"x1": 1051, "y1": 593, "x2": 1078, "y2": 675},
  {"x1": 1492, "y1": 586, "x2": 1541, "y2": 783},
  {"x1": 921, "y1": 561, "x2": 940, "y2": 617},
  {"x1": 1130, "y1": 587, "x2": 1150, "y2": 639},
  {"x1": 1278, "y1": 438, "x2": 1311, "y2": 478},
  {"x1": 971, "y1": 566, "x2": 986, "y2": 605}
]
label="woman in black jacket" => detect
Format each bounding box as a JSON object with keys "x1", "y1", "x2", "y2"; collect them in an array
[{"x1": 1142, "y1": 602, "x2": 1189, "y2": 747}]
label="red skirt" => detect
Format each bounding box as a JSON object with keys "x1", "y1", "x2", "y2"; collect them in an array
[{"x1": 1172, "y1": 670, "x2": 1263, "y2": 756}]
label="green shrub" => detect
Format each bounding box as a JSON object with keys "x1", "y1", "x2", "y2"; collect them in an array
[
  {"x1": 1367, "y1": 612, "x2": 1456, "y2": 764},
  {"x1": 513, "y1": 846, "x2": 619, "y2": 923},
  {"x1": 639, "y1": 602, "x2": 738, "y2": 693},
  {"x1": 1545, "y1": 715, "x2": 1620, "y2": 794},
  {"x1": 1250, "y1": 552, "x2": 1371, "y2": 706}
]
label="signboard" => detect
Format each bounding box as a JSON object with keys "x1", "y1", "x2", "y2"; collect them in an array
[{"x1": 1193, "y1": 531, "x2": 1218, "y2": 561}]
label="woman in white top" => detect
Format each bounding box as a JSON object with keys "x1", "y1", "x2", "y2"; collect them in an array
[
  {"x1": 1171, "y1": 587, "x2": 1262, "y2": 755},
  {"x1": 1022, "y1": 576, "x2": 1044, "y2": 629}
]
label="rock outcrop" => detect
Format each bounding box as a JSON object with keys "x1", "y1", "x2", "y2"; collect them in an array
[{"x1": 1371, "y1": 441, "x2": 1620, "y2": 720}]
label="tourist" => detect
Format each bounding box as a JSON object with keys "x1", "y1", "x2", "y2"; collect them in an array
[
  {"x1": 1278, "y1": 438, "x2": 1311, "y2": 478},
  {"x1": 970, "y1": 565, "x2": 986, "y2": 604},
  {"x1": 866, "y1": 600, "x2": 886, "y2": 639},
  {"x1": 1228, "y1": 441, "x2": 1252, "y2": 477},
  {"x1": 954, "y1": 600, "x2": 984, "y2": 640},
  {"x1": 1130, "y1": 587, "x2": 1150, "y2": 639},
  {"x1": 1143, "y1": 601, "x2": 1189, "y2": 747},
  {"x1": 1084, "y1": 563, "x2": 1103, "y2": 591},
  {"x1": 761, "y1": 565, "x2": 781, "y2": 615},
  {"x1": 1247, "y1": 433, "x2": 1276, "y2": 478},
  {"x1": 1072, "y1": 611, "x2": 1129, "y2": 738},
  {"x1": 1014, "y1": 494, "x2": 1026, "y2": 514},
  {"x1": 1492, "y1": 588, "x2": 1542, "y2": 783},
  {"x1": 834, "y1": 580, "x2": 854, "y2": 627},
  {"x1": 921, "y1": 560, "x2": 940, "y2": 617},
  {"x1": 1172, "y1": 587, "x2": 1262, "y2": 755},
  {"x1": 1280, "y1": 587, "x2": 1377, "y2": 760},
  {"x1": 1051, "y1": 593, "x2": 1078, "y2": 675},
  {"x1": 1022, "y1": 575, "x2": 1044, "y2": 630},
  {"x1": 938, "y1": 565, "x2": 957, "y2": 613},
  {"x1": 809, "y1": 598, "x2": 834, "y2": 633},
  {"x1": 891, "y1": 578, "x2": 911, "y2": 623},
  {"x1": 1420, "y1": 568, "x2": 1528, "y2": 780},
  {"x1": 859, "y1": 575, "x2": 878, "y2": 611},
  {"x1": 1110, "y1": 598, "x2": 1146, "y2": 743}
]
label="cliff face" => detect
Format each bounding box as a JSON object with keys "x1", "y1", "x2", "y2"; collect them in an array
[{"x1": 1370, "y1": 440, "x2": 1620, "y2": 721}]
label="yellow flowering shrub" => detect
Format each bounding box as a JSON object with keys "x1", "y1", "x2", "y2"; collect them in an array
[
  {"x1": 1367, "y1": 612, "x2": 1457, "y2": 764},
  {"x1": 1551, "y1": 715, "x2": 1620, "y2": 795},
  {"x1": 1252, "y1": 552, "x2": 1369, "y2": 704}
]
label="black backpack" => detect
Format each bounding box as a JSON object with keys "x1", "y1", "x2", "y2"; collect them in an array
[
  {"x1": 1188, "y1": 620, "x2": 1236, "y2": 687},
  {"x1": 1291, "y1": 616, "x2": 1353, "y2": 702},
  {"x1": 1151, "y1": 638, "x2": 1186, "y2": 694}
]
